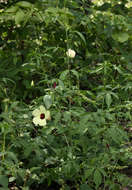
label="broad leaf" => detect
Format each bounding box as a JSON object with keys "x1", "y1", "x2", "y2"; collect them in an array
[
  {"x1": 112, "y1": 32, "x2": 129, "y2": 43},
  {"x1": 15, "y1": 10, "x2": 25, "y2": 25},
  {"x1": 0, "y1": 175, "x2": 8, "y2": 188},
  {"x1": 16, "y1": 1, "x2": 33, "y2": 8},
  {"x1": 5, "y1": 6, "x2": 18, "y2": 13}
]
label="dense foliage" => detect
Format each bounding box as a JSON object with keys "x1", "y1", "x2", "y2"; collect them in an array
[{"x1": 0, "y1": 0, "x2": 132, "y2": 189}]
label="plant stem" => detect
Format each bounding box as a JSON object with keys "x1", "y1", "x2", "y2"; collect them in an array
[{"x1": 2, "y1": 131, "x2": 5, "y2": 161}]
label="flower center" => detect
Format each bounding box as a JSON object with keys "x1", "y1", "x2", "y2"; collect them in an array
[
  {"x1": 53, "y1": 82, "x2": 57, "y2": 89},
  {"x1": 40, "y1": 113, "x2": 45, "y2": 119}
]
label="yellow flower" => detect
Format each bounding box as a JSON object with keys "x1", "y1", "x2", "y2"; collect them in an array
[
  {"x1": 66, "y1": 49, "x2": 76, "y2": 58},
  {"x1": 32, "y1": 105, "x2": 50, "y2": 126}
]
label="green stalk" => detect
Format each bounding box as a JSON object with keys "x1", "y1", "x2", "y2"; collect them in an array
[{"x1": 2, "y1": 131, "x2": 5, "y2": 161}]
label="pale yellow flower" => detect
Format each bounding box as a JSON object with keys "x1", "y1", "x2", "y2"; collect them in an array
[
  {"x1": 125, "y1": 1, "x2": 132, "y2": 8},
  {"x1": 32, "y1": 105, "x2": 50, "y2": 126},
  {"x1": 66, "y1": 49, "x2": 76, "y2": 58}
]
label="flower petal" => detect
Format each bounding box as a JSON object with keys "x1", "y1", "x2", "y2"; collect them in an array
[
  {"x1": 33, "y1": 116, "x2": 40, "y2": 126},
  {"x1": 39, "y1": 105, "x2": 46, "y2": 113},
  {"x1": 32, "y1": 109, "x2": 40, "y2": 117},
  {"x1": 39, "y1": 118, "x2": 47, "y2": 126},
  {"x1": 45, "y1": 111, "x2": 51, "y2": 120}
]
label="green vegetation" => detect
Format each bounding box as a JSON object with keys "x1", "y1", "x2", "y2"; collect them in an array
[{"x1": 0, "y1": 0, "x2": 132, "y2": 189}]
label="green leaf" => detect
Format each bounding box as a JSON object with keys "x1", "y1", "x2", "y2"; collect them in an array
[
  {"x1": 0, "y1": 175, "x2": 8, "y2": 188},
  {"x1": 62, "y1": 185, "x2": 70, "y2": 190},
  {"x1": 105, "y1": 93, "x2": 112, "y2": 108},
  {"x1": 93, "y1": 169, "x2": 102, "y2": 188},
  {"x1": 63, "y1": 111, "x2": 71, "y2": 121},
  {"x1": 43, "y1": 95, "x2": 52, "y2": 109},
  {"x1": 7, "y1": 152, "x2": 18, "y2": 164},
  {"x1": 9, "y1": 177, "x2": 16, "y2": 183},
  {"x1": 15, "y1": 10, "x2": 25, "y2": 25},
  {"x1": 5, "y1": 6, "x2": 18, "y2": 13},
  {"x1": 107, "y1": 126, "x2": 128, "y2": 144},
  {"x1": 74, "y1": 31, "x2": 86, "y2": 46},
  {"x1": 16, "y1": 1, "x2": 33, "y2": 8},
  {"x1": 80, "y1": 184, "x2": 92, "y2": 190},
  {"x1": 22, "y1": 187, "x2": 29, "y2": 190},
  {"x1": 71, "y1": 69, "x2": 79, "y2": 79},
  {"x1": 85, "y1": 168, "x2": 94, "y2": 178},
  {"x1": 30, "y1": 167, "x2": 41, "y2": 172},
  {"x1": 112, "y1": 32, "x2": 129, "y2": 43},
  {"x1": 60, "y1": 70, "x2": 69, "y2": 80},
  {"x1": 113, "y1": 65, "x2": 124, "y2": 74}
]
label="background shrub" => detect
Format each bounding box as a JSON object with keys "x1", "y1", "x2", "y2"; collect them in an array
[{"x1": 0, "y1": 0, "x2": 132, "y2": 189}]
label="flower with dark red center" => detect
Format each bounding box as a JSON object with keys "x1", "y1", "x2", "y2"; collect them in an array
[
  {"x1": 40, "y1": 113, "x2": 45, "y2": 119},
  {"x1": 32, "y1": 105, "x2": 51, "y2": 126}
]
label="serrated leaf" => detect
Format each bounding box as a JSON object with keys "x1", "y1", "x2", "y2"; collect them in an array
[
  {"x1": 94, "y1": 169, "x2": 102, "y2": 187},
  {"x1": 43, "y1": 95, "x2": 52, "y2": 109}
]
